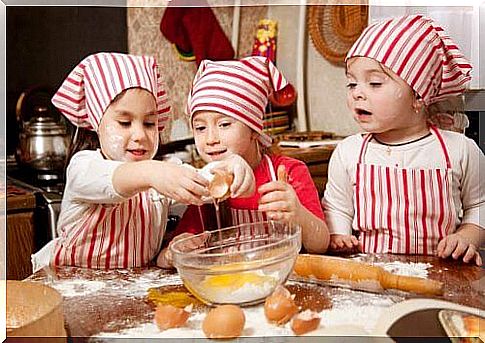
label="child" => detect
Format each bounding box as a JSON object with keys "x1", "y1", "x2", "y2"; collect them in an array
[
  {"x1": 32, "y1": 52, "x2": 254, "y2": 270},
  {"x1": 323, "y1": 15, "x2": 484, "y2": 265},
  {"x1": 158, "y1": 56, "x2": 330, "y2": 267}
]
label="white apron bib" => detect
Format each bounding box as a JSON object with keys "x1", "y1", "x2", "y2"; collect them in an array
[{"x1": 353, "y1": 126, "x2": 456, "y2": 255}]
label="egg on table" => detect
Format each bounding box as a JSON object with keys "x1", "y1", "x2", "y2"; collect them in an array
[{"x1": 202, "y1": 304, "x2": 245, "y2": 338}]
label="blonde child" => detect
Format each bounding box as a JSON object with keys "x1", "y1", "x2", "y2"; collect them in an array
[
  {"x1": 323, "y1": 15, "x2": 484, "y2": 265},
  {"x1": 158, "y1": 57, "x2": 330, "y2": 267},
  {"x1": 32, "y1": 52, "x2": 254, "y2": 270}
]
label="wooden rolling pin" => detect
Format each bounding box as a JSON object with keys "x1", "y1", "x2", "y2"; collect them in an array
[{"x1": 294, "y1": 254, "x2": 443, "y2": 296}]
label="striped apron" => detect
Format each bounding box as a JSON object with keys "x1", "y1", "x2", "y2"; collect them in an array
[
  {"x1": 230, "y1": 154, "x2": 277, "y2": 226},
  {"x1": 53, "y1": 189, "x2": 169, "y2": 269},
  {"x1": 354, "y1": 126, "x2": 456, "y2": 255}
]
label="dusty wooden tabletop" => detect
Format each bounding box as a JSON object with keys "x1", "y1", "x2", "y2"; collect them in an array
[{"x1": 26, "y1": 254, "x2": 483, "y2": 340}]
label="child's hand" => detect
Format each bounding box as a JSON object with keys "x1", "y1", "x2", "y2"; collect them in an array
[
  {"x1": 257, "y1": 176, "x2": 302, "y2": 222},
  {"x1": 436, "y1": 233, "x2": 482, "y2": 266},
  {"x1": 329, "y1": 234, "x2": 361, "y2": 253},
  {"x1": 211, "y1": 154, "x2": 255, "y2": 198},
  {"x1": 151, "y1": 162, "x2": 209, "y2": 205},
  {"x1": 156, "y1": 232, "x2": 209, "y2": 269}
]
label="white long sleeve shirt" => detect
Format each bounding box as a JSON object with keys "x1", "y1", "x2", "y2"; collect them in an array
[{"x1": 323, "y1": 129, "x2": 484, "y2": 235}]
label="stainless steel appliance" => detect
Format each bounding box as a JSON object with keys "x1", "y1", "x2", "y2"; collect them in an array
[
  {"x1": 7, "y1": 158, "x2": 64, "y2": 249},
  {"x1": 15, "y1": 86, "x2": 71, "y2": 182}
]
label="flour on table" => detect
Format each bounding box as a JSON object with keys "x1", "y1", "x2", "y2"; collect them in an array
[
  {"x1": 321, "y1": 288, "x2": 398, "y2": 332},
  {"x1": 48, "y1": 270, "x2": 183, "y2": 299},
  {"x1": 49, "y1": 279, "x2": 106, "y2": 297},
  {"x1": 91, "y1": 282, "x2": 401, "y2": 340},
  {"x1": 374, "y1": 261, "x2": 432, "y2": 278}
]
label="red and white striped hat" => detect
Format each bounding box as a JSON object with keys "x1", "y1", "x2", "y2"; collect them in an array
[
  {"x1": 346, "y1": 15, "x2": 472, "y2": 105},
  {"x1": 52, "y1": 52, "x2": 171, "y2": 131},
  {"x1": 187, "y1": 56, "x2": 288, "y2": 147}
]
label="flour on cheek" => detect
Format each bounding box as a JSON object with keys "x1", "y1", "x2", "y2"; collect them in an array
[{"x1": 101, "y1": 124, "x2": 126, "y2": 161}]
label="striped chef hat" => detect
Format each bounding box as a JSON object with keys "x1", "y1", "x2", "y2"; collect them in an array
[
  {"x1": 52, "y1": 52, "x2": 171, "y2": 131},
  {"x1": 187, "y1": 56, "x2": 288, "y2": 147},
  {"x1": 346, "y1": 15, "x2": 472, "y2": 105}
]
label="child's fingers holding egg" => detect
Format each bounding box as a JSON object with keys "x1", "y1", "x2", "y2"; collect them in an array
[{"x1": 230, "y1": 163, "x2": 255, "y2": 198}]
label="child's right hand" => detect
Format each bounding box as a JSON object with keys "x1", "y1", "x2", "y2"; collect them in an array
[
  {"x1": 151, "y1": 162, "x2": 210, "y2": 205},
  {"x1": 329, "y1": 234, "x2": 361, "y2": 253},
  {"x1": 209, "y1": 154, "x2": 256, "y2": 198}
]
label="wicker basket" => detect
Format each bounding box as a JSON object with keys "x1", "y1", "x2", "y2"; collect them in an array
[{"x1": 308, "y1": 5, "x2": 368, "y2": 65}]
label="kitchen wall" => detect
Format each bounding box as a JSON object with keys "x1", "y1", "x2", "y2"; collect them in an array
[
  {"x1": 127, "y1": 1, "x2": 269, "y2": 143},
  {"x1": 6, "y1": 6, "x2": 128, "y2": 155},
  {"x1": 267, "y1": 6, "x2": 360, "y2": 136},
  {"x1": 127, "y1": 3, "x2": 360, "y2": 142}
]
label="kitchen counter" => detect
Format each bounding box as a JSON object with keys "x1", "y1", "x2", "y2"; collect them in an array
[
  {"x1": 6, "y1": 178, "x2": 38, "y2": 279},
  {"x1": 25, "y1": 254, "x2": 483, "y2": 341}
]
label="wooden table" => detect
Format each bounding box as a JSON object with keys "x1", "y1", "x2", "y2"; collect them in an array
[{"x1": 26, "y1": 254, "x2": 483, "y2": 340}]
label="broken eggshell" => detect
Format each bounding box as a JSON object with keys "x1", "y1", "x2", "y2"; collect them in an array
[
  {"x1": 154, "y1": 304, "x2": 192, "y2": 331},
  {"x1": 198, "y1": 162, "x2": 234, "y2": 201},
  {"x1": 291, "y1": 309, "x2": 321, "y2": 335}
]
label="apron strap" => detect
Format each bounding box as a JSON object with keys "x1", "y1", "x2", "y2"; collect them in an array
[
  {"x1": 358, "y1": 133, "x2": 374, "y2": 164},
  {"x1": 430, "y1": 125, "x2": 452, "y2": 169},
  {"x1": 265, "y1": 154, "x2": 277, "y2": 182}
]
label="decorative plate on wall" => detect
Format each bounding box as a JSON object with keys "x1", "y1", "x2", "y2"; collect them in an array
[{"x1": 308, "y1": 5, "x2": 368, "y2": 65}]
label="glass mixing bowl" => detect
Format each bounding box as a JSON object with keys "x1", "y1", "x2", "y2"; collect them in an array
[{"x1": 170, "y1": 220, "x2": 301, "y2": 306}]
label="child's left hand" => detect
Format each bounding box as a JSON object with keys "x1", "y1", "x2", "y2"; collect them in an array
[
  {"x1": 436, "y1": 233, "x2": 482, "y2": 266},
  {"x1": 156, "y1": 232, "x2": 208, "y2": 269},
  {"x1": 210, "y1": 154, "x2": 255, "y2": 198},
  {"x1": 257, "y1": 175, "x2": 302, "y2": 222}
]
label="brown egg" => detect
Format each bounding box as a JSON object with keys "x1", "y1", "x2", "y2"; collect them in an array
[
  {"x1": 291, "y1": 309, "x2": 321, "y2": 335},
  {"x1": 154, "y1": 304, "x2": 192, "y2": 331},
  {"x1": 208, "y1": 170, "x2": 233, "y2": 200},
  {"x1": 202, "y1": 305, "x2": 245, "y2": 338},
  {"x1": 264, "y1": 285, "x2": 299, "y2": 325}
]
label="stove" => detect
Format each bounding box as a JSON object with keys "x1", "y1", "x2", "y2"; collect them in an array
[{"x1": 7, "y1": 156, "x2": 64, "y2": 243}]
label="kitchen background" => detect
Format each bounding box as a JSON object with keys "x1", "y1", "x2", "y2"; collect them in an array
[{"x1": 5, "y1": 2, "x2": 484, "y2": 279}]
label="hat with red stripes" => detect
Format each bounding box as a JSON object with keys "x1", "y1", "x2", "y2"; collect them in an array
[
  {"x1": 187, "y1": 56, "x2": 288, "y2": 147},
  {"x1": 346, "y1": 15, "x2": 472, "y2": 105},
  {"x1": 52, "y1": 52, "x2": 171, "y2": 131}
]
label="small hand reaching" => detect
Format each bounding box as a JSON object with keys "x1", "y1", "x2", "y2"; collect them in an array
[
  {"x1": 150, "y1": 162, "x2": 209, "y2": 206},
  {"x1": 436, "y1": 233, "x2": 482, "y2": 266},
  {"x1": 329, "y1": 234, "x2": 361, "y2": 253}
]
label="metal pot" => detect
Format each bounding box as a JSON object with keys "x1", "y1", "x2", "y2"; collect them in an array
[{"x1": 16, "y1": 102, "x2": 70, "y2": 173}]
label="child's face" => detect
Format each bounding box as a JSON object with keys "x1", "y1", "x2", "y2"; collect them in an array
[
  {"x1": 346, "y1": 57, "x2": 420, "y2": 135},
  {"x1": 98, "y1": 88, "x2": 158, "y2": 162},
  {"x1": 192, "y1": 111, "x2": 259, "y2": 165}
]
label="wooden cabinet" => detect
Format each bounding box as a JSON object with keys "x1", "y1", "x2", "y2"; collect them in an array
[
  {"x1": 276, "y1": 145, "x2": 336, "y2": 197},
  {"x1": 6, "y1": 180, "x2": 37, "y2": 280}
]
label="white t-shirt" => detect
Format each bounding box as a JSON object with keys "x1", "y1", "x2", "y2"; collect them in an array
[{"x1": 323, "y1": 129, "x2": 484, "y2": 235}]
